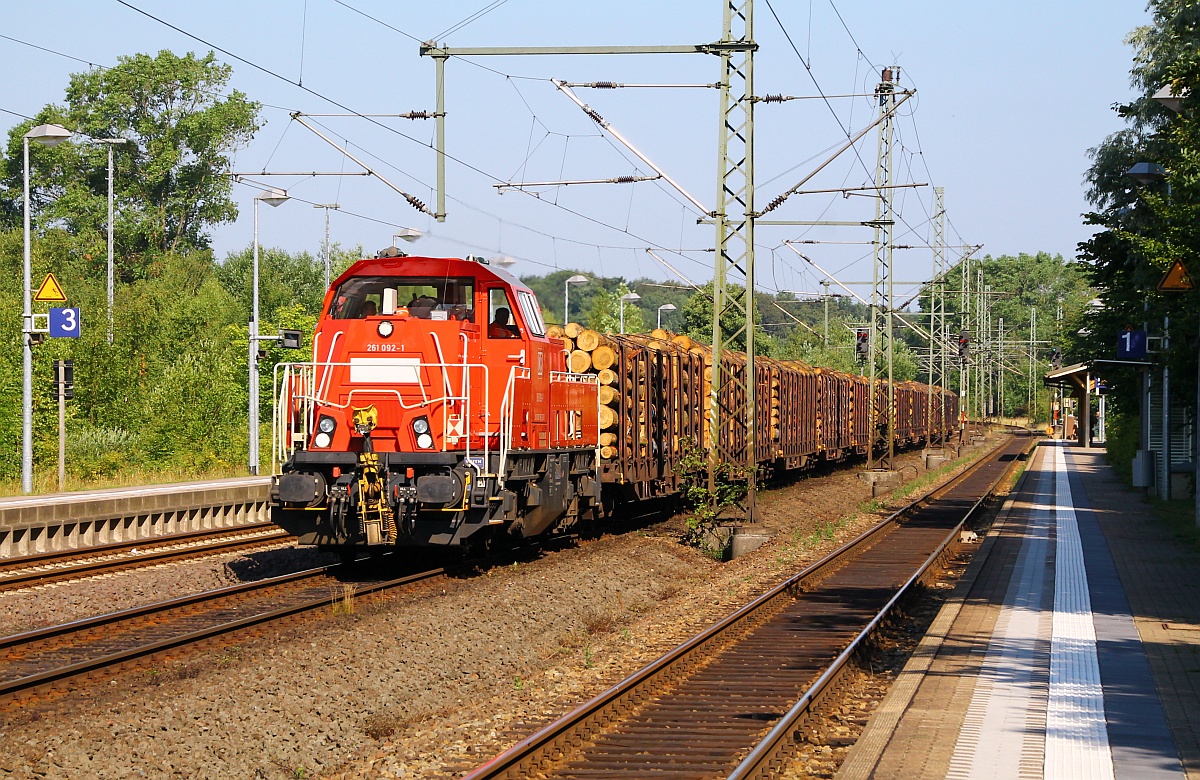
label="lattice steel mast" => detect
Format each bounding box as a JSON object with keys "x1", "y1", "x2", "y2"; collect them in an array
[
  {"x1": 926, "y1": 186, "x2": 946, "y2": 449},
  {"x1": 709, "y1": 0, "x2": 758, "y2": 521},
  {"x1": 867, "y1": 67, "x2": 898, "y2": 472}
]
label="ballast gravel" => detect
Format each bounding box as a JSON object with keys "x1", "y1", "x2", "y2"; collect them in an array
[{"x1": 0, "y1": 438, "x2": 995, "y2": 780}]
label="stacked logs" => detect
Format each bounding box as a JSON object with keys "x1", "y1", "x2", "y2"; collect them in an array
[
  {"x1": 548, "y1": 324, "x2": 705, "y2": 461},
  {"x1": 547, "y1": 320, "x2": 956, "y2": 483},
  {"x1": 549, "y1": 323, "x2": 620, "y2": 459}
]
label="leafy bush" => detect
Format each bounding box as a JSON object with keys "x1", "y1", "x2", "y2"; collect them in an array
[
  {"x1": 1104, "y1": 411, "x2": 1138, "y2": 485},
  {"x1": 675, "y1": 438, "x2": 749, "y2": 556},
  {"x1": 68, "y1": 425, "x2": 139, "y2": 479}
]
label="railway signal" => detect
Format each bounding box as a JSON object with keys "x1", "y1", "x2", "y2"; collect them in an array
[
  {"x1": 1051, "y1": 348, "x2": 1063, "y2": 369},
  {"x1": 958, "y1": 330, "x2": 970, "y2": 362},
  {"x1": 855, "y1": 329, "x2": 869, "y2": 362},
  {"x1": 52, "y1": 359, "x2": 74, "y2": 400}
]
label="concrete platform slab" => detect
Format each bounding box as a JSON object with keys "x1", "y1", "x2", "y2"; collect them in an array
[{"x1": 838, "y1": 443, "x2": 1199, "y2": 780}]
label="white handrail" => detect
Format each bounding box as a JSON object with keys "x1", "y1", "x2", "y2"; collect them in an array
[{"x1": 272, "y1": 360, "x2": 499, "y2": 473}]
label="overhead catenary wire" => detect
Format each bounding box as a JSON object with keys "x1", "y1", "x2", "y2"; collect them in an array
[
  {"x1": 14, "y1": 2, "x2": 976, "y2": 309},
  {"x1": 111, "y1": 1, "x2": 721, "y2": 273}
]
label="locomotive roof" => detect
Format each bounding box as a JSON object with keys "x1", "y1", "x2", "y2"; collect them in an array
[{"x1": 330, "y1": 255, "x2": 530, "y2": 292}]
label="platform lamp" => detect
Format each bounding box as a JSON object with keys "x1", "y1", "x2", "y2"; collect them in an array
[
  {"x1": 22, "y1": 123, "x2": 73, "y2": 494},
  {"x1": 1150, "y1": 83, "x2": 1200, "y2": 529},
  {"x1": 1125, "y1": 161, "x2": 1170, "y2": 496},
  {"x1": 657, "y1": 303, "x2": 677, "y2": 329},
  {"x1": 619, "y1": 292, "x2": 641, "y2": 334},
  {"x1": 564, "y1": 275, "x2": 587, "y2": 326},
  {"x1": 249, "y1": 188, "x2": 290, "y2": 476}
]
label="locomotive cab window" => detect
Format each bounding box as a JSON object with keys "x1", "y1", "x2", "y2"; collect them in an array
[
  {"x1": 330, "y1": 276, "x2": 475, "y2": 321},
  {"x1": 487, "y1": 288, "x2": 522, "y2": 339},
  {"x1": 516, "y1": 290, "x2": 547, "y2": 336}
]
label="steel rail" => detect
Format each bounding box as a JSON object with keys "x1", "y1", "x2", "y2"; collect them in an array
[
  {"x1": 0, "y1": 524, "x2": 290, "y2": 591},
  {"x1": 727, "y1": 433, "x2": 1036, "y2": 779},
  {"x1": 0, "y1": 561, "x2": 446, "y2": 703},
  {"x1": 463, "y1": 434, "x2": 1026, "y2": 780}
]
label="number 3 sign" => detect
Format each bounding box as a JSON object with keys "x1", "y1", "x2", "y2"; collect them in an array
[{"x1": 49, "y1": 308, "x2": 81, "y2": 338}]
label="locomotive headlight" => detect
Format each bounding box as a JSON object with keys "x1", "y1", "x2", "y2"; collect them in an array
[
  {"x1": 313, "y1": 432, "x2": 332, "y2": 448},
  {"x1": 416, "y1": 433, "x2": 434, "y2": 449},
  {"x1": 317, "y1": 415, "x2": 337, "y2": 434},
  {"x1": 412, "y1": 417, "x2": 430, "y2": 435},
  {"x1": 377, "y1": 320, "x2": 394, "y2": 338}
]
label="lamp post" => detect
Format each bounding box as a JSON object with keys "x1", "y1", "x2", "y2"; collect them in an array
[
  {"x1": 96, "y1": 138, "x2": 130, "y2": 344},
  {"x1": 1126, "y1": 160, "x2": 1172, "y2": 497},
  {"x1": 1149, "y1": 84, "x2": 1200, "y2": 528},
  {"x1": 22, "y1": 124, "x2": 73, "y2": 494},
  {"x1": 619, "y1": 292, "x2": 641, "y2": 334},
  {"x1": 657, "y1": 303, "x2": 677, "y2": 329},
  {"x1": 249, "y1": 188, "x2": 290, "y2": 475},
  {"x1": 312, "y1": 203, "x2": 340, "y2": 290},
  {"x1": 564, "y1": 275, "x2": 587, "y2": 326},
  {"x1": 820, "y1": 280, "x2": 831, "y2": 346}
]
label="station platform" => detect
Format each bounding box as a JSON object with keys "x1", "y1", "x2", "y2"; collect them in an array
[{"x1": 838, "y1": 442, "x2": 1200, "y2": 780}]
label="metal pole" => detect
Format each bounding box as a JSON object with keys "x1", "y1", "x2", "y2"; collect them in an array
[
  {"x1": 57, "y1": 362, "x2": 65, "y2": 491},
  {"x1": 1029, "y1": 306, "x2": 1035, "y2": 421},
  {"x1": 1163, "y1": 315, "x2": 1171, "y2": 499},
  {"x1": 249, "y1": 197, "x2": 260, "y2": 476},
  {"x1": 22, "y1": 136, "x2": 33, "y2": 494},
  {"x1": 564, "y1": 280, "x2": 570, "y2": 327},
  {"x1": 107, "y1": 143, "x2": 115, "y2": 344},
  {"x1": 620, "y1": 299, "x2": 626, "y2": 334},
  {"x1": 434, "y1": 53, "x2": 447, "y2": 221},
  {"x1": 998, "y1": 317, "x2": 1004, "y2": 423},
  {"x1": 323, "y1": 206, "x2": 331, "y2": 290},
  {"x1": 821, "y1": 280, "x2": 830, "y2": 347},
  {"x1": 961, "y1": 253, "x2": 969, "y2": 433}
]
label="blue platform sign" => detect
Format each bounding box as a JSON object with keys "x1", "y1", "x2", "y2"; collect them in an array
[
  {"x1": 1117, "y1": 329, "x2": 1146, "y2": 359},
  {"x1": 49, "y1": 307, "x2": 80, "y2": 338}
]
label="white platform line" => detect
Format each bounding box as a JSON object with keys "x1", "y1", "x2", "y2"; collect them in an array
[
  {"x1": 947, "y1": 460, "x2": 1053, "y2": 780},
  {"x1": 1045, "y1": 443, "x2": 1114, "y2": 779}
]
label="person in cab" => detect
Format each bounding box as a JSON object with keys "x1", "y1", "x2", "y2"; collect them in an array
[{"x1": 489, "y1": 307, "x2": 521, "y2": 339}]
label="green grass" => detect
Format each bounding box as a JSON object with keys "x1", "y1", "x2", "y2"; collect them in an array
[{"x1": 0, "y1": 464, "x2": 247, "y2": 498}]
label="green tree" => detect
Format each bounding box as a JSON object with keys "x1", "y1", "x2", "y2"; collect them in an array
[
  {"x1": 586, "y1": 283, "x2": 646, "y2": 334},
  {"x1": 1, "y1": 50, "x2": 261, "y2": 271},
  {"x1": 1078, "y1": 1, "x2": 1200, "y2": 420}
]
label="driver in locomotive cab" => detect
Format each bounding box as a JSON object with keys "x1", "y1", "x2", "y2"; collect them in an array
[{"x1": 489, "y1": 307, "x2": 521, "y2": 339}]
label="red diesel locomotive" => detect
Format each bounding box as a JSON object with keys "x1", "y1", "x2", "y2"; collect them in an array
[
  {"x1": 270, "y1": 251, "x2": 958, "y2": 552},
  {"x1": 271, "y1": 253, "x2": 601, "y2": 550}
]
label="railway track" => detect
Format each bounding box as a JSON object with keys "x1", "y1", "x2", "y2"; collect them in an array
[
  {"x1": 0, "y1": 523, "x2": 293, "y2": 592},
  {"x1": 465, "y1": 432, "x2": 1035, "y2": 780},
  {"x1": 0, "y1": 557, "x2": 448, "y2": 708}
]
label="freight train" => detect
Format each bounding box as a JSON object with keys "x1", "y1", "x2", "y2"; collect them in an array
[{"x1": 269, "y1": 252, "x2": 959, "y2": 551}]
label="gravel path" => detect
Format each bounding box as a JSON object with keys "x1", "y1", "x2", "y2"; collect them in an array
[{"x1": 0, "y1": 439, "x2": 995, "y2": 780}]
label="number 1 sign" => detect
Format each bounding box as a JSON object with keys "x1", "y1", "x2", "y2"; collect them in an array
[{"x1": 1117, "y1": 329, "x2": 1146, "y2": 359}]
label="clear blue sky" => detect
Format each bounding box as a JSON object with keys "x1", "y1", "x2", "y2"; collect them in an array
[{"x1": 2, "y1": 0, "x2": 1149, "y2": 302}]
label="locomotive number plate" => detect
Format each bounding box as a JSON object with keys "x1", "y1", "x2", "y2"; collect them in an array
[{"x1": 365, "y1": 343, "x2": 399, "y2": 352}]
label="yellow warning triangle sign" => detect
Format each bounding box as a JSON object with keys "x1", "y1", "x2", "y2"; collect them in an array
[
  {"x1": 33, "y1": 273, "x2": 67, "y2": 303},
  {"x1": 1158, "y1": 260, "x2": 1195, "y2": 291}
]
